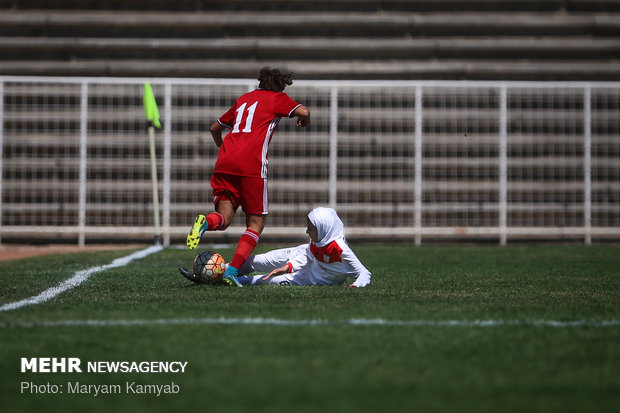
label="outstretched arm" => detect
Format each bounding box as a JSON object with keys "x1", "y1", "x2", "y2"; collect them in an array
[
  {"x1": 292, "y1": 105, "x2": 310, "y2": 127},
  {"x1": 343, "y1": 249, "x2": 372, "y2": 288},
  {"x1": 262, "y1": 263, "x2": 292, "y2": 282}
]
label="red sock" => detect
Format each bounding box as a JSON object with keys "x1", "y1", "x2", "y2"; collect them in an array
[
  {"x1": 230, "y1": 229, "x2": 260, "y2": 269},
  {"x1": 205, "y1": 212, "x2": 225, "y2": 231}
]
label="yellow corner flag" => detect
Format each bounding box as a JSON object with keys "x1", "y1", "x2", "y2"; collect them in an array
[{"x1": 143, "y1": 83, "x2": 161, "y2": 129}]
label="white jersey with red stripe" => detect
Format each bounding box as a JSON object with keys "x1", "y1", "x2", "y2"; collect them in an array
[
  {"x1": 241, "y1": 240, "x2": 372, "y2": 287},
  {"x1": 237, "y1": 207, "x2": 372, "y2": 287},
  {"x1": 290, "y1": 239, "x2": 372, "y2": 287}
]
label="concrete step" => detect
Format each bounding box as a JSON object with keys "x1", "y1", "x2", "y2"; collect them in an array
[
  {"x1": 1, "y1": 36, "x2": 618, "y2": 60},
  {"x1": 1, "y1": 11, "x2": 619, "y2": 38},
  {"x1": 3, "y1": 0, "x2": 620, "y2": 13},
  {"x1": 1, "y1": 58, "x2": 618, "y2": 80}
]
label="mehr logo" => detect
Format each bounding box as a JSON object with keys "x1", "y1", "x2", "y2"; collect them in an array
[
  {"x1": 20, "y1": 357, "x2": 189, "y2": 373},
  {"x1": 21, "y1": 358, "x2": 82, "y2": 373}
]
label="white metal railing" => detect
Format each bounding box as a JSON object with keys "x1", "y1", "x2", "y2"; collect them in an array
[{"x1": 0, "y1": 76, "x2": 619, "y2": 245}]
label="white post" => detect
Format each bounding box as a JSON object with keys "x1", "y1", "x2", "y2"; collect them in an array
[
  {"x1": 163, "y1": 82, "x2": 172, "y2": 246},
  {"x1": 583, "y1": 86, "x2": 592, "y2": 245},
  {"x1": 0, "y1": 81, "x2": 3, "y2": 245},
  {"x1": 78, "y1": 82, "x2": 88, "y2": 247},
  {"x1": 329, "y1": 86, "x2": 338, "y2": 209},
  {"x1": 499, "y1": 86, "x2": 508, "y2": 246},
  {"x1": 148, "y1": 124, "x2": 161, "y2": 245},
  {"x1": 414, "y1": 85, "x2": 423, "y2": 246}
]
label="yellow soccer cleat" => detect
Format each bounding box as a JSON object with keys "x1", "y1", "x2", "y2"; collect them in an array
[
  {"x1": 186, "y1": 214, "x2": 206, "y2": 250},
  {"x1": 222, "y1": 272, "x2": 243, "y2": 287}
]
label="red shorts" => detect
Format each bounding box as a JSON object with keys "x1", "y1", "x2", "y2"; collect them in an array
[{"x1": 210, "y1": 173, "x2": 268, "y2": 215}]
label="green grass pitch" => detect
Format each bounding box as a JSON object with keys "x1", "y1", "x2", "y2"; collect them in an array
[{"x1": 0, "y1": 244, "x2": 619, "y2": 413}]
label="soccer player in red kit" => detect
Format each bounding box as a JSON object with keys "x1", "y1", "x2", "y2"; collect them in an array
[{"x1": 186, "y1": 67, "x2": 310, "y2": 287}]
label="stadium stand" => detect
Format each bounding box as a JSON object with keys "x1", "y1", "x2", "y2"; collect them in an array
[
  {"x1": 0, "y1": 1, "x2": 619, "y2": 245},
  {"x1": 0, "y1": 0, "x2": 619, "y2": 79}
]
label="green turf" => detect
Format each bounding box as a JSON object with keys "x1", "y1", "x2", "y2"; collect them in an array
[{"x1": 0, "y1": 244, "x2": 619, "y2": 413}]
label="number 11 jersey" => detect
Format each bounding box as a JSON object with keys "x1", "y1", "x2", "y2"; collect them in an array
[{"x1": 215, "y1": 89, "x2": 302, "y2": 179}]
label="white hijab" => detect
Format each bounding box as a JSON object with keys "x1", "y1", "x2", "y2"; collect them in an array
[{"x1": 308, "y1": 207, "x2": 345, "y2": 247}]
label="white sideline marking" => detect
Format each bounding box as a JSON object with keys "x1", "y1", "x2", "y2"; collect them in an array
[
  {"x1": 2, "y1": 317, "x2": 618, "y2": 329},
  {"x1": 0, "y1": 245, "x2": 163, "y2": 312}
]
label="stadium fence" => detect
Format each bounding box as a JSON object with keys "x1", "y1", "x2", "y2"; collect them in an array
[{"x1": 0, "y1": 77, "x2": 618, "y2": 245}]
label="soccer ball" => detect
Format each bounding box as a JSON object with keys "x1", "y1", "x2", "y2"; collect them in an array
[{"x1": 193, "y1": 251, "x2": 226, "y2": 284}]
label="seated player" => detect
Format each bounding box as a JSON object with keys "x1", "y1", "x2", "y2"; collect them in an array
[{"x1": 236, "y1": 207, "x2": 371, "y2": 287}]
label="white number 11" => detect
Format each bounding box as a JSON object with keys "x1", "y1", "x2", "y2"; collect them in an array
[{"x1": 232, "y1": 101, "x2": 258, "y2": 133}]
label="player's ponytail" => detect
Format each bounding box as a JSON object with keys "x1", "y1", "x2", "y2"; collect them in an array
[{"x1": 258, "y1": 67, "x2": 293, "y2": 92}]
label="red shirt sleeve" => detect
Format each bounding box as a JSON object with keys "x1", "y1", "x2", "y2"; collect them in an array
[
  {"x1": 272, "y1": 92, "x2": 301, "y2": 118},
  {"x1": 218, "y1": 105, "x2": 236, "y2": 128}
]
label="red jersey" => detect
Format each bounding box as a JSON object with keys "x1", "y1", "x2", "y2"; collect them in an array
[{"x1": 215, "y1": 89, "x2": 302, "y2": 178}]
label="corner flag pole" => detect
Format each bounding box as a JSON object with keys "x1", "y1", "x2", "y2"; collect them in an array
[{"x1": 143, "y1": 83, "x2": 162, "y2": 245}]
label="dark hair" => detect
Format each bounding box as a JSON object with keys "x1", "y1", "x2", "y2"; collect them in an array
[{"x1": 258, "y1": 67, "x2": 293, "y2": 92}]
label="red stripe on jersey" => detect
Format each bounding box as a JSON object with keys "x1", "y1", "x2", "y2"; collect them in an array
[{"x1": 309, "y1": 240, "x2": 343, "y2": 263}]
